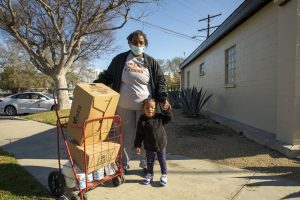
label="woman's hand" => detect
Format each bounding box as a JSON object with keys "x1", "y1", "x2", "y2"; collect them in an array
[
  {"x1": 135, "y1": 147, "x2": 141, "y2": 155},
  {"x1": 162, "y1": 99, "x2": 171, "y2": 110}
]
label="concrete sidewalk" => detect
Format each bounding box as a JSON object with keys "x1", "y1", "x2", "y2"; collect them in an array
[{"x1": 0, "y1": 118, "x2": 299, "y2": 200}]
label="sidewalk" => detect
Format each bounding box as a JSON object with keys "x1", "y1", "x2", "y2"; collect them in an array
[{"x1": 0, "y1": 118, "x2": 299, "y2": 200}]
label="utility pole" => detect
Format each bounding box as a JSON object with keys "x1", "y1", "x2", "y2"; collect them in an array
[{"x1": 198, "y1": 13, "x2": 222, "y2": 38}]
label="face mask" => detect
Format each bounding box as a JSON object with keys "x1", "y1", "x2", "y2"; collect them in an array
[{"x1": 130, "y1": 45, "x2": 145, "y2": 55}]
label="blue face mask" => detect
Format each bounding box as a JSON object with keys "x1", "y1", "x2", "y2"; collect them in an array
[{"x1": 130, "y1": 45, "x2": 145, "y2": 55}]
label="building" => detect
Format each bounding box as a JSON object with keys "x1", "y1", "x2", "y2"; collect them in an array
[{"x1": 180, "y1": 0, "x2": 300, "y2": 157}]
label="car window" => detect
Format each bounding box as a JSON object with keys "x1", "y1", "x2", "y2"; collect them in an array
[
  {"x1": 43, "y1": 93, "x2": 53, "y2": 99},
  {"x1": 31, "y1": 93, "x2": 40, "y2": 99},
  {"x1": 16, "y1": 93, "x2": 31, "y2": 99}
]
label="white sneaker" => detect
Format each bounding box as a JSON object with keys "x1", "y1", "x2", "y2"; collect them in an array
[
  {"x1": 160, "y1": 174, "x2": 168, "y2": 186},
  {"x1": 143, "y1": 174, "x2": 153, "y2": 185}
]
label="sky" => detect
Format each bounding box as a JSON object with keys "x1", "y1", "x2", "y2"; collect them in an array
[{"x1": 92, "y1": 0, "x2": 245, "y2": 71}]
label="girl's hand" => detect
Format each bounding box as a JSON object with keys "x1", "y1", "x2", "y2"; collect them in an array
[{"x1": 135, "y1": 147, "x2": 141, "y2": 155}]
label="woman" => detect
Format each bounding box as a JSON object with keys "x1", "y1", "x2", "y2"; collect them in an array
[{"x1": 94, "y1": 30, "x2": 170, "y2": 173}]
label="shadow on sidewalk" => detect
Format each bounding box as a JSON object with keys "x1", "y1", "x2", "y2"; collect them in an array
[
  {"x1": 2, "y1": 127, "x2": 69, "y2": 160},
  {"x1": 281, "y1": 191, "x2": 300, "y2": 199},
  {"x1": 235, "y1": 172, "x2": 300, "y2": 198},
  {"x1": 244, "y1": 166, "x2": 300, "y2": 185}
]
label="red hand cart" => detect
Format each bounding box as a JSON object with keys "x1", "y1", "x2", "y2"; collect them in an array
[{"x1": 48, "y1": 88, "x2": 124, "y2": 200}]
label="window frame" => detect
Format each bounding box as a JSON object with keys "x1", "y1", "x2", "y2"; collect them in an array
[
  {"x1": 16, "y1": 93, "x2": 31, "y2": 99},
  {"x1": 186, "y1": 70, "x2": 190, "y2": 88},
  {"x1": 199, "y1": 62, "x2": 205, "y2": 76},
  {"x1": 225, "y1": 45, "x2": 236, "y2": 87}
]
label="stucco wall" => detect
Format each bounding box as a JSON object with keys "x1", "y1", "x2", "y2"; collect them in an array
[
  {"x1": 296, "y1": 0, "x2": 300, "y2": 143},
  {"x1": 275, "y1": 0, "x2": 297, "y2": 144},
  {"x1": 183, "y1": 3, "x2": 279, "y2": 134},
  {"x1": 182, "y1": 1, "x2": 300, "y2": 145}
]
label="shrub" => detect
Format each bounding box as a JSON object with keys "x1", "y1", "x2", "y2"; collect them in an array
[
  {"x1": 179, "y1": 87, "x2": 212, "y2": 117},
  {"x1": 167, "y1": 87, "x2": 181, "y2": 109}
]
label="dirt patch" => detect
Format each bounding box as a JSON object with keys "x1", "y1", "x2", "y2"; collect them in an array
[{"x1": 165, "y1": 109, "x2": 300, "y2": 182}]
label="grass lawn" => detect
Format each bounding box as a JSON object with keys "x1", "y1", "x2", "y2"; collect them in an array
[
  {"x1": 21, "y1": 109, "x2": 70, "y2": 125},
  {"x1": 0, "y1": 149, "x2": 52, "y2": 200},
  {"x1": 0, "y1": 110, "x2": 70, "y2": 200}
]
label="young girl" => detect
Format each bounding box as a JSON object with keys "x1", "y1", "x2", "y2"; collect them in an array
[{"x1": 134, "y1": 99, "x2": 172, "y2": 186}]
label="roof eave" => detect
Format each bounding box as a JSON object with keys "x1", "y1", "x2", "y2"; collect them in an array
[{"x1": 180, "y1": 0, "x2": 272, "y2": 70}]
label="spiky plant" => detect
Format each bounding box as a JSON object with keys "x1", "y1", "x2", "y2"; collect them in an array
[
  {"x1": 179, "y1": 87, "x2": 212, "y2": 117},
  {"x1": 168, "y1": 87, "x2": 181, "y2": 109}
]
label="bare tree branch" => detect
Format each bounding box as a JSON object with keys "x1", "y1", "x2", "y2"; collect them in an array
[{"x1": 0, "y1": 0, "x2": 160, "y2": 109}]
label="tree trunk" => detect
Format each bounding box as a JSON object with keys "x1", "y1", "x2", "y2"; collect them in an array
[{"x1": 53, "y1": 72, "x2": 71, "y2": 110}]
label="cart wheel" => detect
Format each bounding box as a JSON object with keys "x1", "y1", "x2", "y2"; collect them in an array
[
  {"x1": 112, "y1": 176, "x2": 123, "y2": 187},
  {"x1": 48, "y1": 170, "x2": 66, "y2": 197},
  {"x1": 71, "y1": 191, "x2": 87, "y2": 200},
  {"x1": 122, "y1": 175, "x2": 126, "y2": 183},
  {"x1": 71, "y1": 195, "x2": 80, "y2": 200}
]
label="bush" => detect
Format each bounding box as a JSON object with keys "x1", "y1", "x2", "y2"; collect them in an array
[
  {"x1": 167, "y1": 87, "x2": 181, "y2": 109},
  {"x1": 179, "y1": 87, "x2": 212, "y2": 117}
]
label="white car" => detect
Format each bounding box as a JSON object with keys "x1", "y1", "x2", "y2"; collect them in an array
[{"x1": 0, "y1": 92, "x2": 56, "y2": 116}]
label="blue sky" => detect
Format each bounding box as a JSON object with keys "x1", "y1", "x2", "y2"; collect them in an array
[{"x1": 92, "y1": 0, "x2": 244, "y2": 70}]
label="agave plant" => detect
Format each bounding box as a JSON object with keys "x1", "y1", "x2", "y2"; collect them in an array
[
  {"x1": 179, "y1": 87, "x2": 212, "y2": 117},
  {"x1": 167, "y1": 87, "x2": 181, "y2": 109}
]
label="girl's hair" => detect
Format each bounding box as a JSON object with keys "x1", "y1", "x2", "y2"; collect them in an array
[
  {"x1": 142, "y1": 98, "x2": 156, "y2": 108},
  {"x1": 127, "y1": 30, "x2": 148, "y2": 47}
]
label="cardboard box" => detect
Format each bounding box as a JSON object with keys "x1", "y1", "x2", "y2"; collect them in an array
[
  {"x1": 68, "y1": 83, "x2": 119, "y2": 145},
  {"x1": 68, "y1": 140, "x2": 120, "y2": 174}
]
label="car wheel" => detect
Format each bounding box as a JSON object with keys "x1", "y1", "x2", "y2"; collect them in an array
[
  {"x1": 51, "y1": 105, "x2": 56, "y2": 111},
  {"x1": 5, "y1": 105, "x2": 17, "y2": 116}
]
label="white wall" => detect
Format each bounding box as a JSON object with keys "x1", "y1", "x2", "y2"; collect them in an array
[
  {"x1": 276, "y1": 0, "x2": 300, "y2": 143},
  {"x1": 182, "y1": 1, "x2": 299, "y2": 144},
  {"x1": 295, "y1": 0, "x2": 300, "y2": 143}
]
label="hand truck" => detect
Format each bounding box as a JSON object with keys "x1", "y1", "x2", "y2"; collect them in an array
[{"x1": 48, "y1": 88, "x2": 124, "y2": 200}]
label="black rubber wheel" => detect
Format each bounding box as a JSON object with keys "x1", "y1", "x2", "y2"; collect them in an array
[
  {"x1": 5, "y1": 105, "x2": 17, "y2": 116},
  {"x1": 48, "y1": 170, "x2": 66, "y2": 198},
  {"x1": 71, "y1": 195, "x2": 80, "y2": 200},
  {"x1": 51, "y1": 105, "x2": 56, "y2": 111},
  {"x1": 112, "y1": 176, "x2": 123, "y2": 187}
]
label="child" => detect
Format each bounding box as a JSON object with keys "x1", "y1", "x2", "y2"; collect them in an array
[{"x1": 134, "y1": 99, "x2": 172, "y2": 186}]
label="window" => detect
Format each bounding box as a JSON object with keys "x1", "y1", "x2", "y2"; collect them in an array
[
  {"x1": 187, "y1": 70, "x2": 190, "y2": 88},
  {"x1": 16, "y1": 93, "x2": 31, "y2": 99},
  {"x1": 199, "y1": 63, "x2": 205, "y2": 76},
  {"x1": 225, "y1": 46, "x2": 236, "y2": 86},
  {"x1": 31, "y1": 93, "x2": 40, "y2": 99}
]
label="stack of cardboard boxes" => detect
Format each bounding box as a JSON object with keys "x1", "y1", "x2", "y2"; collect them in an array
[{"x1": 67, "y1": 83, "x2": 120, "y2": 174}]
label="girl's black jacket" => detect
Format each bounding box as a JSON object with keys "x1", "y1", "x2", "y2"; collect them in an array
[{"x1": 134, "y1": 110, "x2": 172, "y2": 152}]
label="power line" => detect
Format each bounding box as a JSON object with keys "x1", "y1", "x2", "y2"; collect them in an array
[
  {"x1": 129, "y1": 17, "x2": 204, "y2": 43},
  {"x1": 198, "y1": 13, "x2": 222, "y2": 38},
  {"x1": 160, "y1": 11, "x2": 199, "y2": 32}
]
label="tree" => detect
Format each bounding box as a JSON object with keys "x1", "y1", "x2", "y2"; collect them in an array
[
  {"x1": 158, "y1": 57, "x2": 183, "y2": 90},
  {"x1": 0, "y1": 42, "x2": 54, "y2": 93},
  {"x1": 0, "y1": 0, "x2": 157, "y2": 109},
  {"x1": 66, "y1": 61, "x2": 98, "y2": 88}
]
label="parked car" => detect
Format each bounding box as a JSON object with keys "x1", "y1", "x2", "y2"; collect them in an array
[{"x1": 0, "y1": 92, "x2": 71, "y2": 116}]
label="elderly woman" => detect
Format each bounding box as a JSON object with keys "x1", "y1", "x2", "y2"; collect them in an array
[{"x1": 94, "y1": 30, "x2": 170, "y2": 173}]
